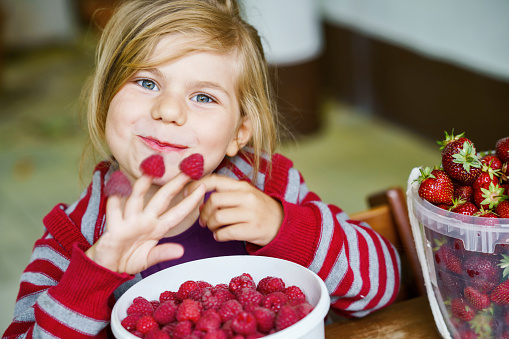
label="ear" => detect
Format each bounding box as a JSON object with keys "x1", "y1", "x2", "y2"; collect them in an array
[{"x1": 226, "y1": 116, "x2": 253, "y2": 157}]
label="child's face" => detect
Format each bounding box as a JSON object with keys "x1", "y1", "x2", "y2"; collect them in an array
[{"x1": 105, "y1": 36, "x2": 251, "y2": 184}]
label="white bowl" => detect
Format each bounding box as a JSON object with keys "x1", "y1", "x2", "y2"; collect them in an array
[{"x1": 111, "y1": 255, "x2": 330, "y2": 338}]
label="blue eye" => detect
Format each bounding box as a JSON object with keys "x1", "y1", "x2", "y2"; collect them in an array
[
  {"x1": 136, "y1": 79, "x2": 159, "y2": 91},
  {"x1": 191, "y1": 94, "x2": 214, "y2": 103}
]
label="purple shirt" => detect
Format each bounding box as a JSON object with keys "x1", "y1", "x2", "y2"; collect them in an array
[{"x1": 140, "y1": 217, "x2": 248, "y2": 278}]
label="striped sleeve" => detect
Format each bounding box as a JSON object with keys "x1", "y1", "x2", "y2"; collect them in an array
[
  {"x1": 226, "y1": 152, "x2": 401, "y2": 317},
  {"x1": 3, "y1": 164, "x2": 133, "y2": 339}
]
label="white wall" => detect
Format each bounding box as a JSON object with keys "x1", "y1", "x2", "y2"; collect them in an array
[
  {"x1": 1, "y1": 0, "x2": 78, "y2": 48},
  {"x1": 320, "y1": 0, "x2": 509, "y2": 82},
  {"x1": 241, "y1": 0, "x2": 323, "y2": 66}
]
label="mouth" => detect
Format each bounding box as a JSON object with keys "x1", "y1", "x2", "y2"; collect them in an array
[{"x1": 140, "y1": 136, "x2": 188, "y2": 153}]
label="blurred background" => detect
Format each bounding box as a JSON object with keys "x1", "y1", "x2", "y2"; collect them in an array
[{"x1": 1, "y1": 0, "x2": 508, "y2": 332}]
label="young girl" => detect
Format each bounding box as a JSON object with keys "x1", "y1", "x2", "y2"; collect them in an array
[{"x1": 3, "y1": 0, "x2": 400, "y2": 338}]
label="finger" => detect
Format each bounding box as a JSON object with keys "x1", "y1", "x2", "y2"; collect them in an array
[
  {"x1": 146, "y1": 243, "x2": 185, "y2": 268},
  {"x1": 145, "y1": 172, "x2": 192, "y2": 216},
  {"x1": 105, "y1": 195, "x2": 124, "y2": 228},
  {"x1": 160, "y1": 183, "x2": 206, "y2": 227},
  {"x1": 204, "y1": 206, "x2": 248, "y2": 232},
  {"x1": 189, "y1": 174, "x2": 250, "y2": 194},
  {"x1": 199, "y1": 191, "x2": 254, "y2": 227},
  {"x1": 124, "y1": 175, "x2": 153, "y2": 216},
  {"x1": 212, "y1": 223, "x2": 250, "y2": 242}
]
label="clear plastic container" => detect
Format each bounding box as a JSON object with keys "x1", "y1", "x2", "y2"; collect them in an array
[
  {"x1": 407, "y1": 168, "x2": 509, "y2": 339},
  {"x1": 111, "y1": 255, "x2": 331, "y2": 339}
]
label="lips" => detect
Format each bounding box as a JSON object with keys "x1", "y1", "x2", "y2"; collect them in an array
[{"x1": 140, "y1": 135, "x2": 188, "y2": 152}]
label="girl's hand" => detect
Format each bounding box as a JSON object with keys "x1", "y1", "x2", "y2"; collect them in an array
[
  {"x1": 86, "y1": 173, "x2": 206, "y2": 274},
  {"x1": 188, "y1": 174, "x2": 284, "y2": 246}
]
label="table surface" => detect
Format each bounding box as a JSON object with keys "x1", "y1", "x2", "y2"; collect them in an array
[{"x1": 324, "y1": 295, "x2": 442, "y2": 338}]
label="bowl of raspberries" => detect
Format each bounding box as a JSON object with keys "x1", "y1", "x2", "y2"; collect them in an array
[
  {"x1": 407, "y1": 132, "x2": 509, "y2": 338},
  {"x1": 110, "y1": 255, "x2": 330, "y2": 338}
]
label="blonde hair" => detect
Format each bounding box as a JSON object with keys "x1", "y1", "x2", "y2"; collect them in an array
[{"x1": 82, "y1": 0, "x2": 279, "y2": 181}]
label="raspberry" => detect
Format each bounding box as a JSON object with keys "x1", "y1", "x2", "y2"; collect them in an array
[
  {"x1": 257, "y1": 276, "x2": 285, "y2": 295},
  {"x1": 197, "y1": 281, "x2": 213, "y2": 289},
  {"x1": 176, "y1": 299, "x2": 202, "y2": 323},
  {"x1": 252, "y1": 306, "x2": 275, "y2": 334},
  {"x1": 196, "y1": 309, "x2": 222, "y2": 332},
  {"x1": 154, "y1": 300, "x2": 177, "y2": 325},
  {"x1": 127, "y1": 297, "x2": 154, "y2": 316},
  {"x1": 145, "y1": 328, "x2": 171, "y2": 339},
  {"x1": 179, "y1": 153, "x2": 204, "y2": 180},
  {"x1": 214, "y1": 288, "x2": 235, "y2": 304},
  {"x1": 204, "y1": 329, "x2": 228, "y2": 339},
  {"x1": 188, "y1": 287, "x2": 209, "y2": 301},
  {"x1": 121, "y1": 314, "x2": 140, "y2": 332},
  {"x1": 172, "y1": 320, "x2": 193, "y2": 338},
  {"x1": 202, "y1": 289, "x2": 221, "y2": 310},
  {"x1": 140, "y1": 154, "x2": 165, "y2": 177},
  {"x1": 136, "y1": 314, "x2": 159, "y2": 334},
  {"x1": 229, "y1": 273, "x2": 256, "y2": 295},
  {"x1": 231, "y1": 311, "x2": 257, "y2": 335},
  {"x1": 293, "y1": 302, "x2": 314, "y2": 319},
  {"x1": 236, "y1": 288, "x2": 263, "y2": 310},
  {"x1": 218, "y1": 299, "x2": 243, "y2": 322},
  {"x1": 261, "y1": 292, "x2": 289, "y2": 313},
  {"x1": 284, "y1": 285, "x2": 306, "y2": 302},
  {"x1": 159, "y1": 290, "x2": 178, "y2": 303},
  {"x1": 104, "y1": 170, "x2": 132, "y2": 197},
  {"x1": 275, "y1": 304, "x2": 299, "y2": 331},
  {"x1": 177, "y1": 280, "x2": 200, "y2": 301}
]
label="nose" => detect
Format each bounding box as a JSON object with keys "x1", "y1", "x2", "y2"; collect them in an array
[{"x1": 151, "y1": 94, "x2": 187, "y2": 125}]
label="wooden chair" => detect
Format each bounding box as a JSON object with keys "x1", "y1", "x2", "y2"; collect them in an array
[{"x1": 350, "y1": 187, "x2": 426, "y2": 301}]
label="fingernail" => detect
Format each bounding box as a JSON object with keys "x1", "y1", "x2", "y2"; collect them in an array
[{"x1": 199, "y1": 218, "x2": 204, "y2": 227}]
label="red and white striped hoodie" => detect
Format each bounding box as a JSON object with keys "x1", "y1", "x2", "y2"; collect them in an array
[{"x1": 3, "y1": 151, "x2": 400, "y2": 338}]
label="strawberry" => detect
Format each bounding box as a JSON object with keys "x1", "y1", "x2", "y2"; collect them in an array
[
  {"x1": 416, "y1": 167, "x2": 454, "y2": 205},
  {"x1": 434, "y1": 240, "x2": 462, "y2": 274},
  {"x1": 450, "y1": 298, "x2": 475, "y2": 321},
  {"x1": 496, "y1": 136, "x2": 509, "y2": 163},
  {"x1": 140, "y1": 154, "x2": 165, "y2": 177},
  {"x1": 179, "y1": 153, "x2": 204, "y2": 180},
  {"x1": 464, "y1": 286, "x2": 491, "y2": 310},
  {"x1": 473, "y1": 182, "x2": 508, "y2": 210},
  {"x1": 104, "y1": 170, "x2": 132, "y2": 197},
  {"x1": 495, "y1": 200, "x2": 509, "y2": 218},
  {"x1": 441, "y1": 135, "x2": 482, "y2": 185},
  {"x1": 490, "y1": 279, "x2": 509, "y2": 305},
  {"x1": 463, "y1": 253, "x2": 500, "y2": 293},
  {"x1": 437, "y1": 130, "x2": 470, "y2": 155},
  {"x1": 450, "y1": 199, "x2": 478, "y2": 216},
  {"x1": 473, "y1": 171, "x2": 500, "y2": 192},
  {"x1": 454, "y1": 185, "x2": 474, "y2": 202},
  {"x1": 481, "y1": 155, "x2": 503, "y2": 171}
]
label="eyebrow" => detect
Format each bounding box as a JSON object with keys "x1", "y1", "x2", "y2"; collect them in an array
[{"x1": 190, "y1": 81, "x2": 231, "y2": 97}]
